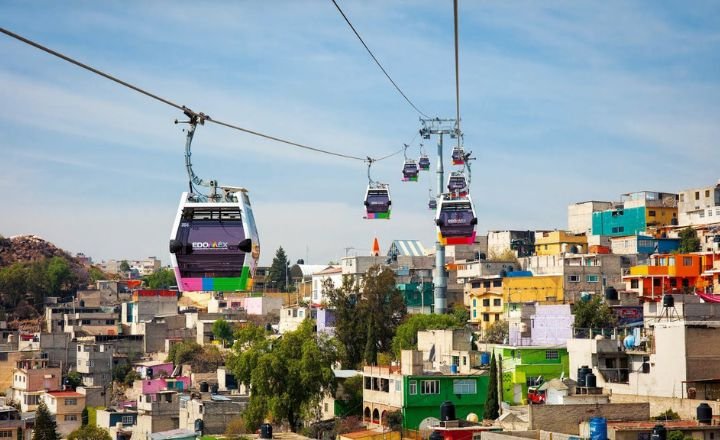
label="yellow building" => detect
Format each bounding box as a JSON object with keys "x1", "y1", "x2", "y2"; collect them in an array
[
  {"x1": 534, "y1": 230, "x2": 588, "y2": 256},
  {"x1": 645, "y1": 206, "x2": 678, "y2": 228},
  {"x1": 465, "y1": 277, "x2": 504, "y2": 337},
  {"x1": 503, "y1": 275, "x2": 564, "y2": 304}
]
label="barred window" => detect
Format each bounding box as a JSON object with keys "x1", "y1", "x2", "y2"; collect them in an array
[
  {"x1": 421, "y1": 380, "x2": 439, "y2": 395},
  {"x1": 453, "y1": 379, "x2": 476, "y2": 394}
]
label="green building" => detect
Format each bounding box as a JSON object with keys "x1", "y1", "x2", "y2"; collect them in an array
[
  {"x1": 401, "y1": 374, "x2": 489, "y2": 429},
  {"x1": 396, "y1": 281, "x2": 434, "y2": 313},
  {"x1": 493, "y1": 346, "x2": 569, "y2": 405}
]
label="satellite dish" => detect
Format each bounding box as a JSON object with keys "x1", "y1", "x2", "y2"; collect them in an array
[{"x1": 419, "y1": 417, "x2": 440, "y2": 440}]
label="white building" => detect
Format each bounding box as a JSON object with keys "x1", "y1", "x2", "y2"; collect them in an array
[
  {"x1": 677, "y1": 181, "x2": 720, "y2": 227},
  {"x1": 568, "y1": 201, "x2": 614, "y2": 235},
  {"x1": 311, "y1": 266, "x2": 342, "y2": 306}
]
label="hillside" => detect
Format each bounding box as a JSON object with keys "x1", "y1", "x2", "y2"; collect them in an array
[{"x1": 0, "y1": 234, "x2": 88, "y2": 274}]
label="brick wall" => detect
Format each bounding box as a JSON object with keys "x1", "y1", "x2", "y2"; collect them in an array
[
  {"x1": 609, "y1": 394, "x2": 720, "y2": 420},
  {"x1": 529, "y1": 403, "x2": 650, "y2": 435}
]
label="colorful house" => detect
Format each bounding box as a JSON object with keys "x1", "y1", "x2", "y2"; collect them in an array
[
  {"x1": 534, "y1": 231, "x2": 587, "y2": 256},
  {"x1": 592, "y1": 192, "x2": 678, "y2": 237},
  {"x1": 468, "y1": 280, "x2": 504, "y2": 336},
  {"x1": 502, "y1": 274, "x2": 564, "y2": 305},
  {"x1": 623, "y1": 252, "x2": 720, "y2": 299},
  {"x1": 493, "y1": 345, "x2": 569, "y2": 405}
]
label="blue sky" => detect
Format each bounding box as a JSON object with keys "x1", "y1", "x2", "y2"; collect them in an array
[{"x1": 1, "y1": 1, "x2": 719, "y2": 266}]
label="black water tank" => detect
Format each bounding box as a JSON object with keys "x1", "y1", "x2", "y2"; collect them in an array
[
  {"x1": 146, "y1": 367, "x2": 154, "y2": 379},
  {"x1": 585, "y1": 373, "x2": 597, "y2": 388},
  {"x1": 663, "y1": 294, "x2": 674, "y2": 308},
  {"x1": 199, "y1": 381, "x2": 209, "y2": 392},
  {"x1": 429, "y1": 431, "x2": 444, "y2": 440},
  {"x1": 210, "y1": 384, "x2": 219, "y2": 394},
  {"x1": 260, "y1": 423, "x2": 273, "y2": 439},
  {"x1": 651, "y1": 424, "x2": 667, "y2": 440},
  {"x1": 697, "y1": 403, "x2": 712, "y2": 424},
  {"x1": 440, "y1": 401, "x2": 456, "y2": 421},
  {"x1": 578, "y1": 366, "x2": 591, "y2": 387},
  {"x1": 642, "y1": 362, "x2": 651, "y2": 374},
  {"x1": 604, "y1": 287, "x2": 618, "y2": 301},
  {"x1": 194, "y1": 419, "x2": 204, "y2": 433}
]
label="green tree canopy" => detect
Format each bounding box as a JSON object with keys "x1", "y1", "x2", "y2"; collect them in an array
[
  {"x1": 143, "y1": 268, "x2": 177, "y2": 289},
  {"x1": 67, "y1": 424, "x2": 112, "y2": 440},
  {"x1": 227, "y1": 320, "x2": 339, "y2": 432},
  {"x1": 268, "y1": 246, "x2": 289, "y2": 291},
  {"x1": 327, "y1": 266, "x2": 406, "y2": 368},
  {"x1": 573, "y1": 295, "x2": 617, "y2": 329},
  {"x1": 484, "y1": 353, "x2": 500, "y2": 420},
  {"x1": 119, "y1": 260, "x2": 131, "y2": 272},
  {"x1": 33, "y1": 401, "x2": 61, "y2": 440},
  {"x1": 678, "y1": 227, "x2": 701, "y2": 253},
  {"x1": 391, "y1": 313, "x2": 460, "y2": 358},
  {"x1": 66, "y1": 371, "x2": 83, "y2": 389},
  {"x1": 166, "y1": 341, "x2": 223, "y2": 373},
  {"x1": 483, "y1": 320, "x2": 509, "y2": 344},
  {"x1": 212, "y1": 319, "x2": 234, "y2": 346}
]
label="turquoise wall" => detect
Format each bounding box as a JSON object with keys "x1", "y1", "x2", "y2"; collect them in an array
[{"x1": 592, "y1": 206, "x2": 646, "y2": 236}]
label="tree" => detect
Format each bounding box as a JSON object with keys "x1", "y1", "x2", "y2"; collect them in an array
[
  {"x1": 212, "y1": 319, "x2": 234, "y2": 346},
  {"x1": 483, "y1": 320, "x2": 509, "y2": 344},
  {"x1": 573, "y1": 295, "x2": 617, "y2": 329},
  {"x1": 337, "y1": 375, "x2": 363, "y2": 417},
  {"x1": 33, "y1": 401, "x2": 61, "y2": 440},
  {"x1": 484, "y1": 353, "x2": 499, "y2": 420},
  {"x1": 678, "y1": 227, "x2": 700, "y2": 253},
  {"x1": 119, "y1": 260, "x2": 131, "y2": 272},
  {"x1": 268, "y1": 247, "x2": 290, "y2": 292},
  {"x1": 327, "y1": 266, "x2": 406, "y2": 368},
  {"x1": 45, "y1": 256, "x2": 75, "y2": 295},
  {"x1": 143, "y1": 268, "x2": 176, "y2": 289},
  {"x1": 166, "y1": 341, "x2": 223, "y2": 373},
  {"x1": 67, "y1": 424, "x2": 112, "y2": 440},
  {"x1": 81, "y1": 407, "x2": 89, "y2": 426},
  {"x1": 391, "y1": 314, "x2": 460, "y2": 358},
  {"x1": 451, "y1": 304, "x2": 470, "y2": 324},
  {"x1": 66, "y1": 371, "x2": 83, "y2": 389},
  {"x1": 227, "y1": 320, "x2": 339, "y2": 432},
  {"x1": 88, "y1": 266, "x2": 106, "y2": 284},
  {"x1": 0, "y1": 262, "x2": 28, "y2": 307}
]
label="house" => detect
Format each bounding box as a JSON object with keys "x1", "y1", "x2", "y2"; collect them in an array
[
  {"x1": 623, "y1": 252, "x2": 720, "y2": 299},
  {"x1": 320, "y1": 370, "x2": 362, "y2": 421},
  {"x1": 677, "y1": 180, "x2": 720, "y2": 227},
  {"x1": 609, "y1": 234, "x2": 680, "y2": 256},
  {"x1": 468, "y1": 287, "x2": 503, "y2": 336},
  {"x1": 134, "y1": 361, "x2": 175, "y2": 379},
  {"x1": 40, "y1": 390, "x2": 85, "y2": 437},
  {"x1": 487, "y1": 231, "x2": 536, "y2": 258},
  {"x1": 279, "y1": 305, "x2": 311, "y2": 334},
  {"x1": 11, "y1": 358, "x2": 62, "y2": 412},
  {"x1": 96, "y1": 408, "x2": 138, "y2": 440},
  {"x1": 178, "y1": 394, "x2": 248, "y2": 435},
  {"x1": 534, "y1": 231, "x2": 588, "y2": 256},
  {"x1": 122, "y1": 290, "x2": 178, "y2": 335},
  {"x1": 507, "y1": 304, "x2": 573, "y2": 347},
  {"x1": 493, "y1": 345, "x2": 570, "y2": 405},
  {"x1": 135, "y1": 390, "x2": 180, "y2": 438},
  {"x1": 76, "y1": 342, "x2": 113, "y2": 387},
  {"x1": 311, "y1": 266, "x2": 343, "y2": 306},
  {"x1": 568, "y1": 201, "x2": 614, "y2": 235},
  {"x1": 592, "y1": 191, "x2": 678, "y2": 237},
  {"x1": 503, "y1": 273, "x2": 564, "y2": 305},
  {"x1": 568, "y1": 320, "x2": 720, "y2": 399},
  {"x1": 362, "y1": 350, "x2": 489, "y2": 430}
]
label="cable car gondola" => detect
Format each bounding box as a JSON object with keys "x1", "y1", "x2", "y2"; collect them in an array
[
  {"x1": 364, "y1": 184, "x2": 391, "y2": 219},
  {"x1": 451, "y1": 146, "x2": 465, "y2": 165},
  {"x1": 402, "y1": 160, "x2": 420, "y2": 182},
  {"x1": 418, "y1": 155, "x2": 430, "y2": 171},
  {"x1": 435, "y1": 195, "x2": 477, "y2": 245},
  {"x1": 447, "y1": 171, "x2": 468, "y2": 196},
  {"x1": 170, "y1": 187, "x2": 260, "y2": 292},
  {"x1": 428, "y1": 189, "x2": 437, "y2": 210}
]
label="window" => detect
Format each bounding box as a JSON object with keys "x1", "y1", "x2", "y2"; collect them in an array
[
  {"x1": 482, "y1": 299, "x2": 490, "y2": 307},
  {"x1": 670, "y1": 279, "x2": 677, "y2": 288},
  {"x1": 463, "y1": 356, "x2": 467, "y2": 366},
  {"x1": 0, "y1": 431, "x2": 14, "y2": 438},
  {"x1": 653, "y1": 278, "x2": 661, "y2": 287},
  {"x1": 421, "y1": 380, "x2": 440, "y2": 394},
  {"x1": 395, "y1": 380, "x2": 401, "y2": 392},
  {"x1": 483, "y1": 281, "x2": 491, "y2": 288},
  {"x1": 631, "y1": 279, "x2": 639, "y2": 289},
  {"x1": 409, "y1": 380, "x2": 417, "y2": 395},
  {"x1": 568, "y1": 275, "x2": 580, "y2": 283},
  {"x1": 494, "y1": 313, "x2": 500, "y2": 321},
  {"x1": 64, "y1": 415, "x2": 78, "y2": 421},
  {"x1": 472, "y1": 299, "x2": 476, "y2": 307},
  {"x1": 65, "y1": 399, "x2": 77, "y2": 405},
  {"x1": 649, "y1": 210, "x2": 656, "y2": 217},
  {"x1": 493, "y1": 280, "x2": 502, "y2": 287},
  {"x1": 680, "y1": 194, "x2": 684, "y2": 202},
  {"x1": 696, "y1": 191, "x2": 700, "y2": 200},
  {"x1": 324, "y1": 403, "x2": 329, "y2": 412},
  {"x1": 545, "y1": 350, "x2": 559, "y2": 360},
  {"x1": 483, "y1": 313, "x2": 490, "y2": 322},
  {"x1": 493, "y1": 298, "x2": 501, "y2": 307},
  {"x1": 706, "y1": 190, "x2": 711, "y2": 198},
  {"x1": 683, "y1": 257, "x2": 692, "y2": 266},
  {"x1": 586, "y1": 275, "x2": 599, "y2": 283},
  {"x1": 472, "y1": 310, "x2": 476, "y2": 318},
  {"x1": 453, "y1": 379, "x2": 477, "y2": 394},
  {"x1": 700, "y1": 211, "x2": 705, "y2": 218}
]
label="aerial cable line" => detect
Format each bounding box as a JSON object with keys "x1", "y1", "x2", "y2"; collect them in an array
[
  {"x1": 453, "y1": 0, "x2": 462, "y2": 146},
  {"x1": 0, "y1": 26, "x2": 402, "y2": 163},
  {"x1": 330, "y1": 0, "x2": 430, "y2": 119}
]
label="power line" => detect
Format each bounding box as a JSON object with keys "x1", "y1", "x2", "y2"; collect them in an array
[
  {"x1": 453, "y1": 0, "x2": 462, "y2": 144},
  {"x1": 0, "y1": 26, "x2": 393, "y2": 163},
  {"x1": 330, "y1": 0, "x2": 430, "y2": 119}
]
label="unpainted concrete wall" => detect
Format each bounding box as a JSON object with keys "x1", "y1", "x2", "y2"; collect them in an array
[{"x1": 529, "y1": 403, "x2": 650, "y2": 435}]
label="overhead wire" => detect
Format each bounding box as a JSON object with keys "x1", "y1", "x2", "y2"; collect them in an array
[
  {"x1": 453, "y1": 0, "x2": 462, "y2": 147},
  {"x1": 330, "y1": 0, "x2": 430, "y2": 119},
  {"x1": 0, "y1": 26, "x2": 403, "y2": 164}
]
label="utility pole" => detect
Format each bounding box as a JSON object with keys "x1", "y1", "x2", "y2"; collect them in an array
[{"x1": 420, "y1": 118, "x2": 459, "y2": 314}]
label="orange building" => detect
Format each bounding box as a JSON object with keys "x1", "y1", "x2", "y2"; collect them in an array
[{"x1": 623, "y1": 252, "x2": 720, "y2": 300}]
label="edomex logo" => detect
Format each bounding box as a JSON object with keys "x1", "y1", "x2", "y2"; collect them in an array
[{"x1": 192, "y1": 241, "x2": 229, "y2": 250}]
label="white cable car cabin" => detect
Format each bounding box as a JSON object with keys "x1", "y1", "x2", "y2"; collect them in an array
[{"x1": 364, "y1": 184, "x2": 391, "y2": 219}]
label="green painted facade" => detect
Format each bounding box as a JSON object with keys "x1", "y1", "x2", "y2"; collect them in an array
[
  {"x1": 591, "y1": 206, "x2": 646, "y2": 237},
  {"x1": 397, "y1": 282, "x2": 434, "y2": 309},
  {"x1": 493, "y1": 346, "x2": 569, "y2": 405},
  {"x1": 402, "y1": 374, "x2": 489, "y2": 429}
]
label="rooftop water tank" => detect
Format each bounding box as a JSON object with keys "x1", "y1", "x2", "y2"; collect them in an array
[
  {"x1": 199, "y1": 381, "x2": 209, "y2": 393},
  {"x1": 480, "y1": 352, "x2": 491, "y2": 366},
  {"x1": 623, "y1": 335, "x2": 636, "y2": 350},
  {"x1": 589, "y1": 417, "x2": 607, "y2": 440},
  {"x1": 651, "y1": 424, "x2": 667, "y2": 440},
  {"x1": 697, "y1": 403, "x2": 712, "y2": 424},
  {"x1": 440, "y1": 401, "x2": 456, "y2": 422},
  {"x1": 585, "y1": 373, "x2": 597, "y2": 388},
  {"x1": 260, "y1": 423, "x2": 273, "y2": 439},
  {"x1": 662, "y1": 294, "x2": 674, "y2": 308},
  {"x1": 604, "y1": 287, "x2": 618, "y2": 301}
]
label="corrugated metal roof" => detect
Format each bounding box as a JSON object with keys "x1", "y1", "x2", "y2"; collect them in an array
[{"x1": 389, "y1": 240, "x2": 427, "y2": 257}]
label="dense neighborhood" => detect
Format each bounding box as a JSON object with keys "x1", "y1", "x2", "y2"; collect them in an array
[{"x1": 0, "y1": 180, "x2": 719, "y2": 440}]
